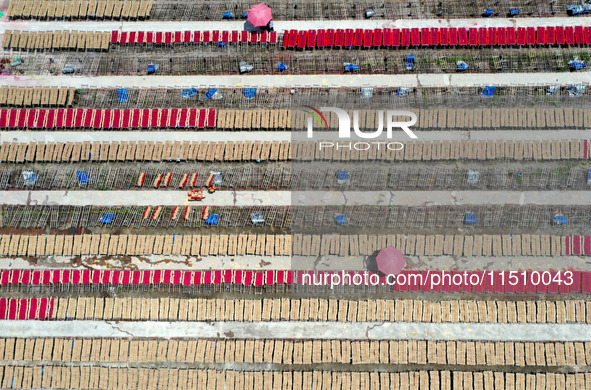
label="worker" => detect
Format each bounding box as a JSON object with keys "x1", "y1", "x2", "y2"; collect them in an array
[
  {"x1": 208, "y1": 186, "x2": 217, "y2": 194},
  {"x1": 188, "y1": 190, "x2": 205, "y2": 201}
]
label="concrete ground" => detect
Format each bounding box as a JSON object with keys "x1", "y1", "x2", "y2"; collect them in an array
[
  {"x1": 4, "y1": 72, "x2": 591, "y2": 89},
  {"x1": 3, "y1": 17, "x2": 591, "y2": 34},
  {"x1": 1, "y1": 254, "x2": 588, "y2": 272},
  {"x1": 293, "y1": 190, "x2": 591, "y2": 207},
  {"x1": 1, "y1": 320, "x2": 589, "y2": 341},
  {"x1": 0, "y1": 131, "x2": 292, "y2": 143},
  {"x1": 3, "y1": 130, "x2": 591, "y2": 143},
  {"x1": 0, "y1": 189, "x2": 290, "y2": 206},
  {"x1": 3, "y1": 190, "x2": 590, "y2": 207}
]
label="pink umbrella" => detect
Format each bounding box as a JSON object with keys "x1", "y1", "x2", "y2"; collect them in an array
[
  {"x1": 247, "y1": 3, "x2": 273, "y2": 27},
  {"x1": 375, "y1": 246, "x2": 406, "y2": 276}
]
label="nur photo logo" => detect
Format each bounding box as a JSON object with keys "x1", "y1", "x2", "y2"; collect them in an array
[{"x1": 304, "y1": 107, "x2": 418, "y2": 139}]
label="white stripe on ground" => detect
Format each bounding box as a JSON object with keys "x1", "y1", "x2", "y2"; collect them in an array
[
  {"x1": 3, "y1": 190, "x2": 591, "y2": 206},
  {"x1": 293, "y1": 255, "x2": 591, "y2": 272},
  {"x1": 2, "y1": 130, "x2": 591, "y2": 143},
  {"x1": 1, "y1": 255, "x2": 588, "y2": 272},
  {"x1": 2, "y1": 17, "x2": 591, "y2": 34},
  {"x1": 1, "y1": 255, "x2": 292, "y2": 270},
  {"x1": 2, "y1": 320, "x2": 590, "y2": 341},
  {"x1": 3, "y1": 190, "x2": 290, "y2": 206},
  {"x1": 0, "y1": 131, "x2": 292, "y2": 143},
  {"x1": 4, "y1": 73, "x2": 591, "y2": 89}
]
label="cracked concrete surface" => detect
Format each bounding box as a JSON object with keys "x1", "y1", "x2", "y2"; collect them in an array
[
  {"x1": 3, "y1": 190, "x2": 591, "y2": 207},
  {"x1": 2, "y1": 254, "x2": 589, "y2": 272},
  {"x1": 0, "y1": 254, "x2": 292, "y2": 271},
  {"x1": 2, "y1": 321, "x2": 590, "y2": 341},
  {"x1": 293, "y1": 254, "x2": 591, "y2": 271},
  {"x1": 292, "y1": 190, "x2": 591, "y2": 206},
  {"x1": 4, "y1": 73, "x2": 591, "y2": 89},
  {"x1": 105, "y1": 321, "x2": 135, "y2": 338}
]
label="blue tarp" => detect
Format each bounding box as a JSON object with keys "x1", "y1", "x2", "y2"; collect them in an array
[
  {"x1": 336, "y1": 170, "x2": 350, "y2": 180},
  {"x1": 22, "y1": 171, "x2": 37, "y2": 184},
  {"x1": 482, "y1": 86, "x2": 496, "y2": 96},
  {"x1": 335, "y1": 214, "x2": 348, "y2": 225},
  {"x1": 182, "y1": 88, "x2": 199, "y2": 98},
  {"x1": 344, "y1": 64, "x2": 360, "y2": 72},
  {"x1": 396, "y1": 87, "x2": 410, "y2": 96},
  {"x1": 250, "y1": 212, "x2": 264, "y2": 225},
  {"x1": 404, "y1": 55, "x2": 415, "y2": 70},
  {"x1": 277, "y1": 63, "x2": 288, "y2": 71},
  {"x1": 76, "y1": 171, "x2": 89, "y2": 184},
  {"x1": 100, "y1": 213, "x2": 115, "y2": 224},
  {"x1": 243, "y1": 88, "x2": 257, "y2": 99},
  {"x1": 147, "y1": 64, "x2": 157, "y2": 74},
  {"x1": 205, "y1": 89, "x2": 219, "y2": 99},
  {"x1": 568, "y1": 60, "x2": 586, "y2": 70},
  {"x1": 116, "y1": 88, "x2": 129, "y2": 102},
  {"x1": 205, "y1": 214, "x2": 220, "y2": 225},
  {"x1": 464, "y1": 213, "x2": 477, "y2": 225}
]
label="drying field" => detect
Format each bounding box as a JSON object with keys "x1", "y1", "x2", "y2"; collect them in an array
[{"x1": 1, "y1": 4, "x2": 591, "y2": 389}]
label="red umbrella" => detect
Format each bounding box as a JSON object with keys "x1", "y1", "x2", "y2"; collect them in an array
[
  {"x1": 375, "y1": 246, "x2": 406, "y2": 276},
  {"x1": 247, "y1": 3, "x2": 273, "y2": 27}
]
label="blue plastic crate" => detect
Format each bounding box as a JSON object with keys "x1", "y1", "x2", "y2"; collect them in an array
[
  {"x1": 205, "y1": 214, "x2": 219, "y2": 225},
  {"x1": 222, "y1": 10, "x2": 235, "y2": 19},
  {"x1": 147, "y1": 64, "x2": 157, "y2": 74},
  {"x1": 100, "y1": 213, "x2": 115, "y2": 224},
  {"x1": 484, "y1": 8, "x2": 494, "y2": 17},
  {"x1": 76, "y1": 171, "x2": 89, "y2": 184},
  {"x1": 464, "y1": 212, "x2": 477, "y2": 225},
  {"x1": 509, "y1": 8, "x2": 520, "y2": 16},
  {"x1": 277, "y1": 63, "x2": 288, "y2": 71}
]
